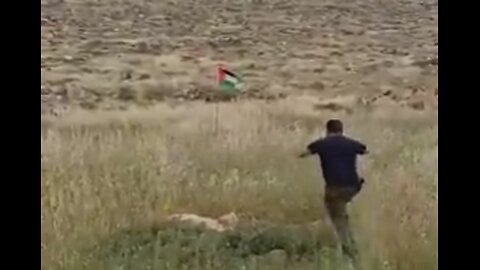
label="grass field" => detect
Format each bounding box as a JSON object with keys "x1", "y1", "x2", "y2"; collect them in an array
[
  {"x1": 42, "y1": 1, "x2": 437, "y2": 269},
  {"x1": 41, "y1": 100, "x2": 437, "y2": 270}
]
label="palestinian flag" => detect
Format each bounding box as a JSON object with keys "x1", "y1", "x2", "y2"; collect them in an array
[{"x1": 217, "y1": 66, "x2": 242, "y2": 94}]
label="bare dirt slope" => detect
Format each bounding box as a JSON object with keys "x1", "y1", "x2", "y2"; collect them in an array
[{"x1": 41, "y1": 0, "x2": 437, "y2": 113}]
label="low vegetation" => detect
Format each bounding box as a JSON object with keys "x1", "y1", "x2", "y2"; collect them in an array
[{"x1": 41, "y1": 100, "x2": 438, "y2": 270}]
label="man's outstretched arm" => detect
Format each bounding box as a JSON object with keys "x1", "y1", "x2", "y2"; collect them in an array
[
  {"x1": 298, "y1": 150, "x2": 312, "y2": 158},
  {"x1": 298, "y1": 141, "x2": 319, "y2": 158},
  {"x1": 354, "y1": 140, "x2": 368, "y2": 155}
]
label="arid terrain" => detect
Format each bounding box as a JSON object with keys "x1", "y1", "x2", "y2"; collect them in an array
[
  {"x1": 41, "y1": 1, "x2": 437, "y2": 270},
  {"x1": 41, "y1": 0, "x2": 437, "y2": 112}
]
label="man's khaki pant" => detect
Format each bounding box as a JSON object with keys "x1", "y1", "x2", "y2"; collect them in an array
[{"x1": 324, "y1": 186, "x2": 360, "y2": 264}]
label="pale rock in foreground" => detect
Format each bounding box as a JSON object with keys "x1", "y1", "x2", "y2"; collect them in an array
[{"x1": 167, "y1": 212, "x2": 239, "y2": 232}]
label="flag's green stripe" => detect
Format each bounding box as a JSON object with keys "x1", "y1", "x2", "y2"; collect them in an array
[{"x1": 220, "y1": 80, "x2": 239, "y2": 93}]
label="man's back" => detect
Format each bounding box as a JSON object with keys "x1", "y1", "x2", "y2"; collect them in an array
[
  {"x1": 308, "y1": 135, "x2": 367, "y2": 187},
  {"x1": 300, "y1": 119, "x2": 367, "y2": 266}
]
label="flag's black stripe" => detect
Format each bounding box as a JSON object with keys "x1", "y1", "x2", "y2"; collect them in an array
[{"x1": 221, "y1": 68, "x2": 238, "y2": 79}]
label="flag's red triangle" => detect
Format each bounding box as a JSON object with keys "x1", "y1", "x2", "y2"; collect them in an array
[{"x1": 217, "y1": 64, "x2": 226, "y2": 85}]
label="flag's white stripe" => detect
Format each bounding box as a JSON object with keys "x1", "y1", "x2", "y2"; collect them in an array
[{"x1": 224, "y1": 74, "x2": 239, "y2": 85}]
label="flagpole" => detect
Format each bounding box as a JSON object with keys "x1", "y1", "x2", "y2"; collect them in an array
[
  {"x1": 214, "y1": 101, "x2": 220, "y2": 135},
  {"x1": 214, "y1": 64, "x2": 223, "y2": 135}
]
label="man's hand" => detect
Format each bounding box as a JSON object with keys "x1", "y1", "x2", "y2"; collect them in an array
[
  {"x1": 354, "y1": 178, "x2": 366, "y2": 193},
  {"x1": 298, "y1": 151, "x2": 311, "y2": 158}
]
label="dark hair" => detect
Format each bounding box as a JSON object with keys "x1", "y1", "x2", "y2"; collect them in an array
[{"x1": 326, "y1": 119, "x2": 343, "y2": 133}]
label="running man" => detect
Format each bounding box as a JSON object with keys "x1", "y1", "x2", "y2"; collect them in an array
[{"x1": 299, "y1": 119, "x2": 368, "y2": 265}]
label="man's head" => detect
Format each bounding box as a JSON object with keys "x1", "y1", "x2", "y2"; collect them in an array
[{"x1": 326, "y1": 119, "x2": 343, "y2": 136}]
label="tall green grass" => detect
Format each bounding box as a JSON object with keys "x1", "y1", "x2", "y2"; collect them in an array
[{"x1": 41, "y1": 100, "x2": 437, "y2": 270}]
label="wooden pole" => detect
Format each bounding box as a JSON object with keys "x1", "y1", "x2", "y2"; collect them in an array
[{"x1": 214, "y1": 102, "x2": 220, "y2": 134}]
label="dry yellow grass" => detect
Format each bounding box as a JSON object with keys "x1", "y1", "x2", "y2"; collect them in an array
[{"x1": 41, "y1": 99, "x2": 437, "y2": 270}]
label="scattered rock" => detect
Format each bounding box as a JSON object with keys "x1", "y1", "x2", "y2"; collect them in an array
[
  {"x1": 121, "y1": 70, "x2": 133, "y2": 81},
  {"x1": 313, "y1": 67, "x2": 325, "y2": 74},
  {"x1": 41, "y1": 85, "x2": 52, "y2": 95},
  {"x1": 310, "y1": 81, "x2": 325, "y2": 91},
  {"x1": 340, "y1": 25, "x2": 364, "y2": 36},
  {"x1": 382, "y1": 89, "x2": 393, "y2": 97},
  {"x1": 167, "y1": 212, "x2": 239, "y2": 232},
  {"x1": 135, "y1": 73, "x2": 149, "y2": 80},
  {"x1": 407, "y1": 100, "x2": 425, "y2": 110},
  {"x1": 117, "y1": 86, "x2": 137, "y2": 101},
  {"x1": 79, "y1": 100, "x2": 97, "y2": 110},
  {"x1": 314, "y1": 102, "x2": 344, "y2": 112},
  {"x1": 313, "y1": 95, "x2": 357, "y2": 112},
  {"x1": 330, "y1": 51, "x2": 344, "y2": 57},
  {"x1": 314, "y1": 102, "x2": 353, "y2": 114},
  {"x1": 413, "y1": 57, "x2": 438, "y2": 67},
  {"x1": 382, "y1": 60, "x2": 395, "y2": 68},
  {"x1": 134, "y1": 41, "x2": 149, "y2": 53},
  {"x1": 180, "y1": 54, "x2": 195, "y2": 61}
]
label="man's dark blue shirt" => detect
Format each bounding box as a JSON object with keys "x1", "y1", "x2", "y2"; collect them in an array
[{"x1": 307, "y1": 135, "x2": 367, "y2": 188}]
